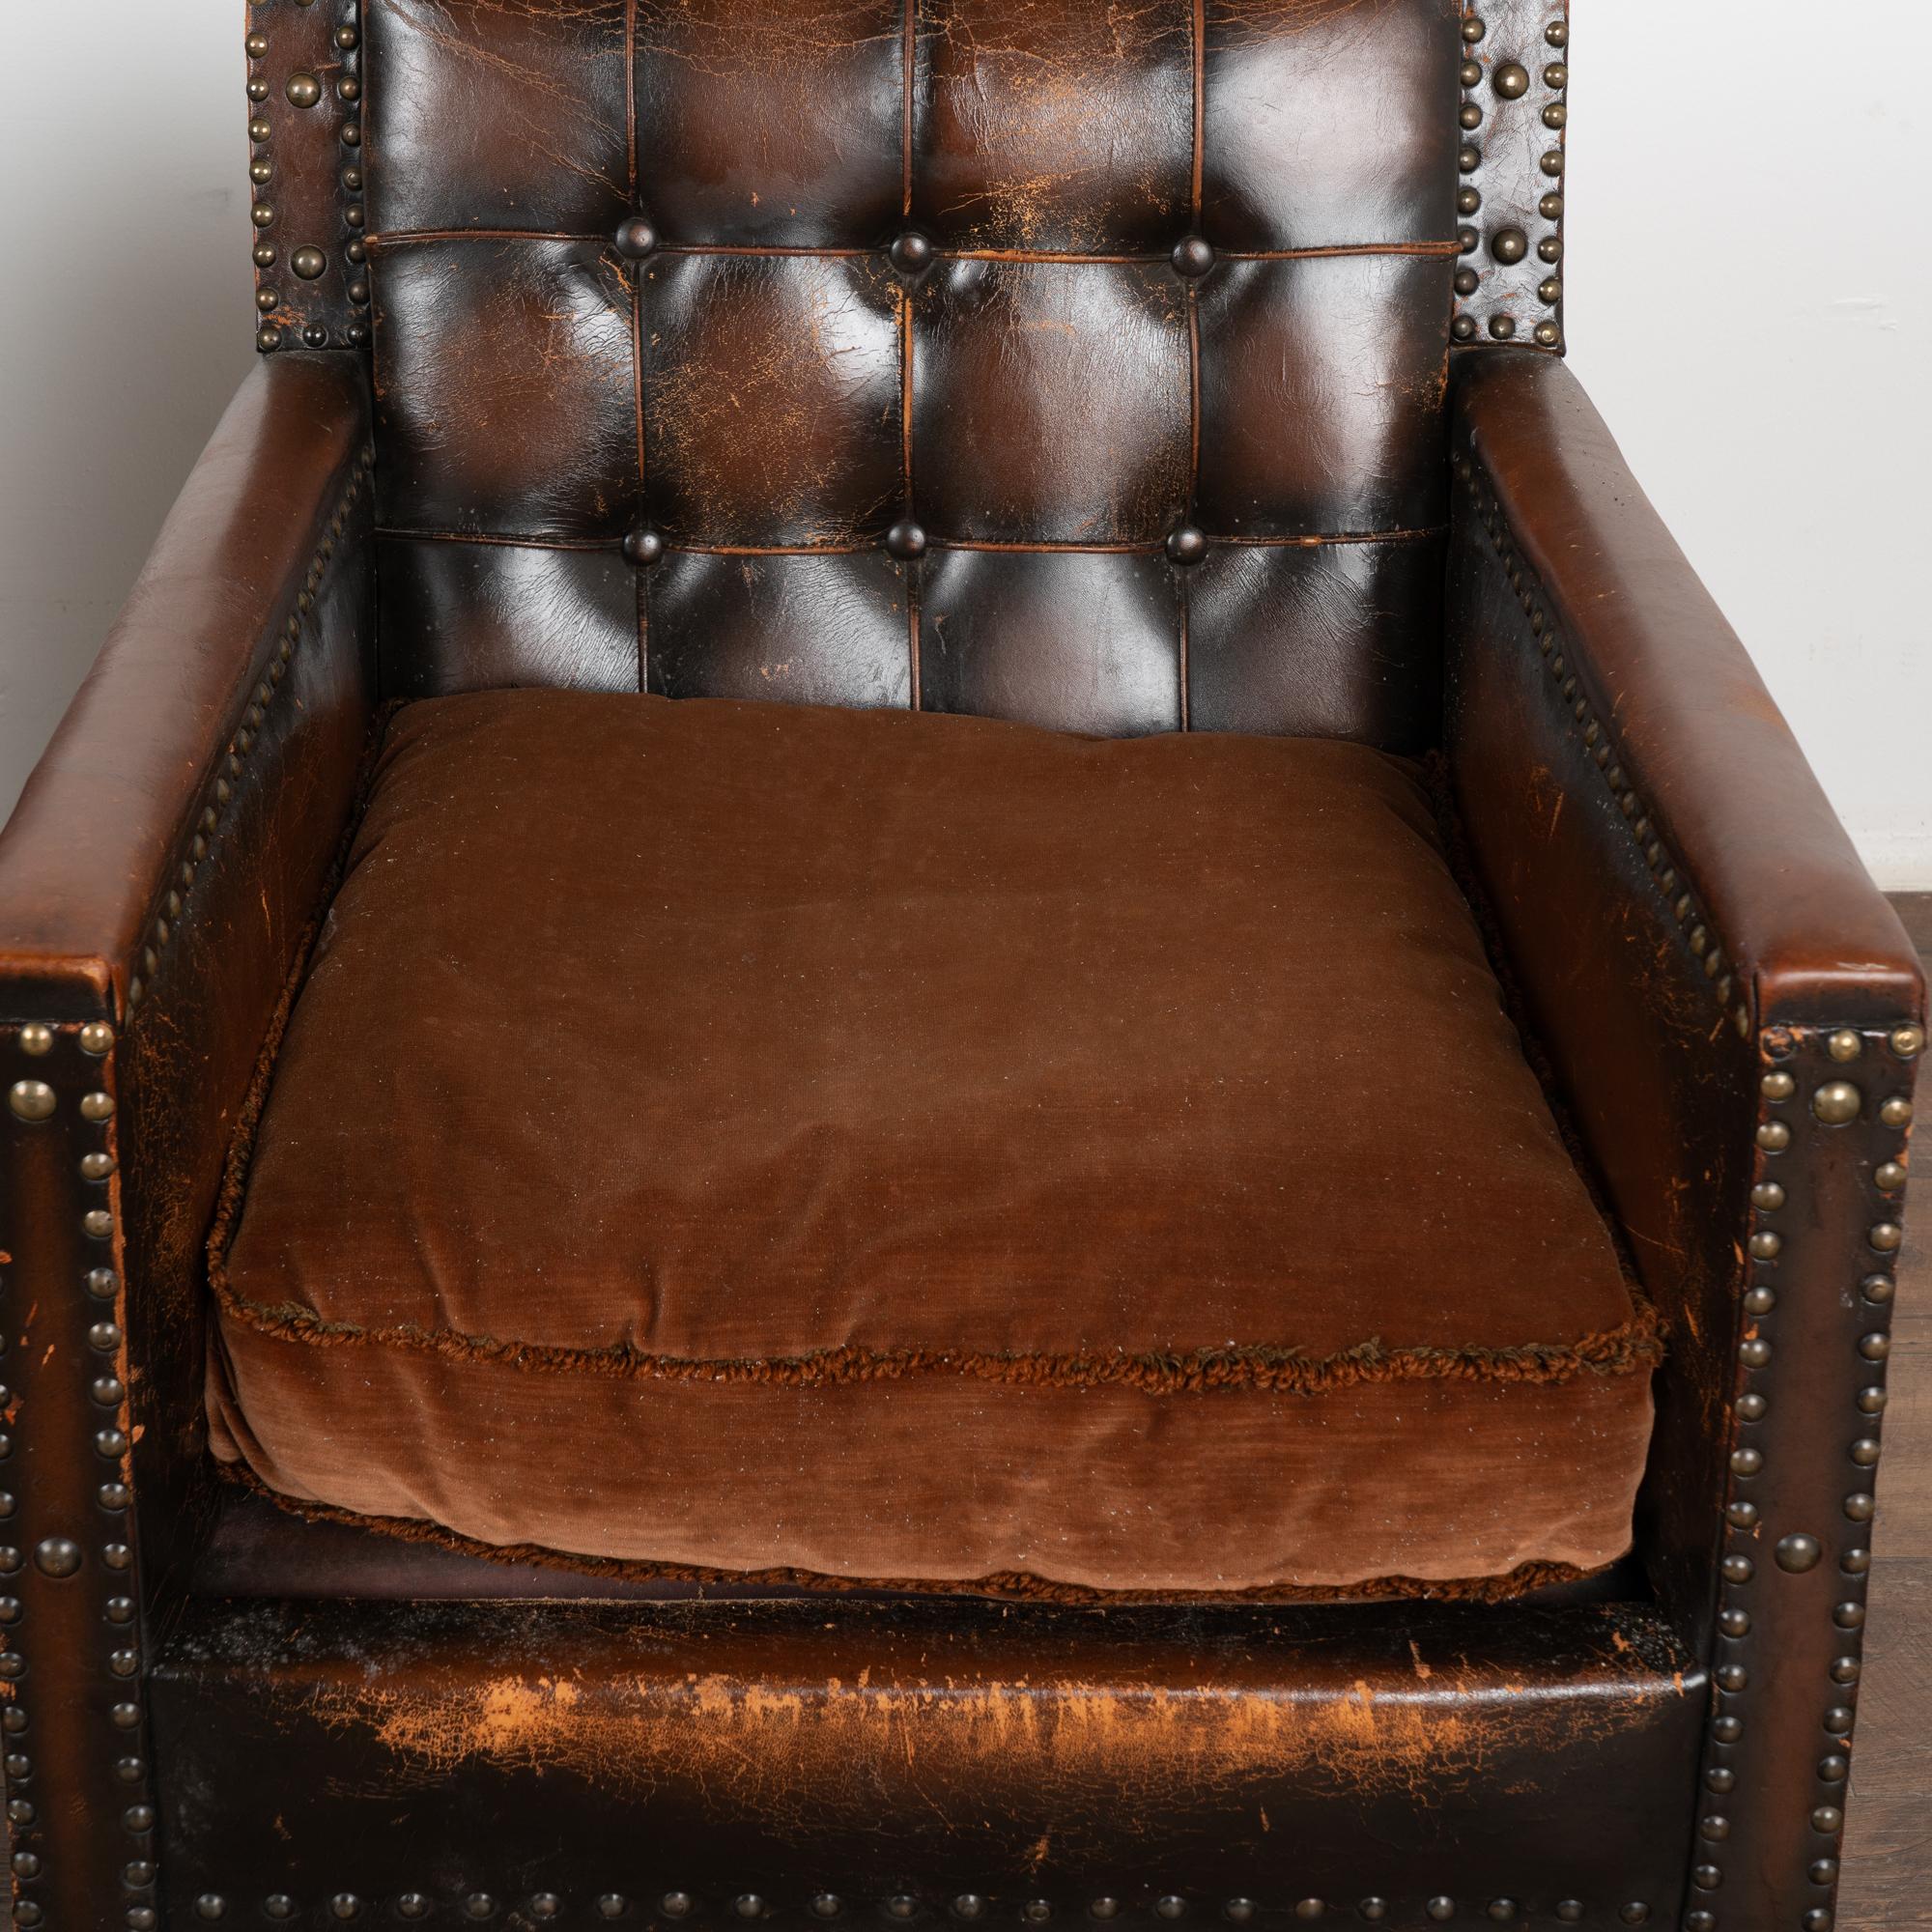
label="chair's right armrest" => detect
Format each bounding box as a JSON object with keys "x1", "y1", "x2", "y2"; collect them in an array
[
  {"x1": 0, "y1": 353, "x2": 375, "y2": 1910},
  {"x1": 1442, "y1": 350, "x2": 1921, "y2": 1932}
]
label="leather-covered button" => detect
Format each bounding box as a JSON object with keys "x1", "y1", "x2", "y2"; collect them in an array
[
  {"x1": 1171, "y1": 236, "x2": 1215, "y2": 279},
  {"x1": 623, "y1": 529, "x2": 665, "y2": 567},
  {"x1": 885, "y1": 518, "x2": 927, "y2": 560},
  {"x1": 890, "y1": 232, "x2": 933, "y2": 275},
  {"x1": 1166, "y1": 526, "x2": 1208, "y2": 565},
  {"x1": 615, "y1": 216, "x2": 659, "y2": 259}
]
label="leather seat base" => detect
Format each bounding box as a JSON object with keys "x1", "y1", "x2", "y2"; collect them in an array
[{"x1": 206, "y1": 691, "x2": 1657, "y2": 1597}]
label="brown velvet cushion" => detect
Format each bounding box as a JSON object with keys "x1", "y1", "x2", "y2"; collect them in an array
[{"x1": 207, "y1": 691, "x2": 1658, "y2": 1597}]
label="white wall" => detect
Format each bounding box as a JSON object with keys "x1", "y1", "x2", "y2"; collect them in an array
[
  {"x1": 4, "y1": 3, "x2": 1929, "y2": 884},
  {"x1": 2, "y1": 8, "x2": 253, "y2": 823}
]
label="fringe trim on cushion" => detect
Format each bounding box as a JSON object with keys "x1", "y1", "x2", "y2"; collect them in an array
[{"x1": 215, "y1": 1459, "x2": 1611, "y2": 1606}]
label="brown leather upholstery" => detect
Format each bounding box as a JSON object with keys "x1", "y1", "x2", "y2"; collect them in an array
[
  {"x1": 1, "y1": 2, "x2": 1921, "y2": 1925},
  {"x1": 206, "y1": 690, "x2": 1654, "y2": 1594},
  {"x1": 365, "y1": 0, "x2": 1458, "y2": 746}
]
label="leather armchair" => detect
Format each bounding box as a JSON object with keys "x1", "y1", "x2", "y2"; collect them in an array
[{"x1": 0, "y1": 5, "x2": 1919, "y2": 1931}]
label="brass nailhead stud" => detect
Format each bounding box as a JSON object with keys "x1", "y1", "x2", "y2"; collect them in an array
[
  {"x1": 1761, "y1": 1070, "x2": 1796, "y2": 1100},
  {"x1": 80, "y1": 1090, "x2": 116, "y2": 1122},
  {"x1": 1358, "y1": 1902, "x2": 1388, "y2": 1923},
  {"x1": 1462, "y1": 17, "x2": 1487, "y2": 42},
  {"x1": 1879, "y1": 1095, "x2": 1913, "y2": 1127},
  {"x1": 1156, "y1": 1902, "x2": 1185, "y2": 1922},
  {"x1": 1547, "y1": 20, "x2": 1570, "y2": 45},
  {"x1": 399, "y1": 1901, "x2": 432, "y2": 1922},
  {"x1": 1876, "y1": 1161, "x2": 1906, "y2": 1191},
  {"x1": 80, "y1": 1021, "x2": 114, "y2": 1055},
  {"x1": 886, "y1": 518, "x2": 928, "y2": 561},
  {"x1": 1812, "y1": 1081, "x2": 1862, "y2": 1124},
  {"x1": 595, "y1": 1901, "x2": 626, "y2": 1922},
  {"x1": 1493, "y1": 63, "x2": 1530, "y2": 99},
  {"x1": 623, "y1": 528, "x2": 666, "y2": 568},
  {"x1": 1750, "y1": 1180, "x2": 1785, "y2": 1209},
  {"x1": 1555, "y1": 1911, "x2": 1583, "y2": 1927},
  {"x1": 1296, "y1": 1906, "x2": 1327, "y2": 1923},
  {"x1": 1739, "y1": 1338, "x2": 1771, "y2": 1368},
  {"x1": 1736, "y1": 1392, "x2": 1768, "y2": 1420},
  {"x1": 1869, "y1": 1223, "x2": 1903, "y2": 1253},
  {"x1": 1426, "y1": 1900, "x2": 1456, "y2": 1923},
  {"x1": 1221, "y1": 1906, "x2": 1254, "y2": 1926},
  {"x1": 1491, "y1": 226, "x2": 1529, "y2": 265},
  {"x1": 1755, "y1": 1120, "x2": 1791, "y2": 1151},
  {"x1": 244, "y1": 32, "x2": 269, "y2": 57},
  {"x1": 1489, "y1": 315, "x2": 1516, "y2": 340},
  {"x1": 285, "y1": 72, "x2": 323, "y2": 108},
  {"x1": 8, "y1": 1081, "x2": 55, "y2": 1123},
  {"x1": 662, "y1": 1895, "x2": 694, "y2": 1919},
  {"x1": 1889, "y1": 1023, "x2": 1924, "y2": 1057},
  {"x1": 529, "y1": 1904, "x2": 562, "y2": 1925},
  {"x1": 32, "y1": 1538, "x2": 82, "y2": 1577},
  {"x1": 1776, "y1": 1533, "x2": 1823, "y2": 1573},
  {"x1": 18, "y1": 1024, "x2": 53, "y2": 1055},
  {"x1": 1747, "y1": 1231, "x2": 1780, "y2": 1260},
  {"x1": 1027, "y1": 1906, "x2": 1055, "y2": 1926},
  {"x1": 949, "y1": 1900, "x2": 982, "y2": 1922},
  {"x1": 1828, "y1": 1028, "x2": 1863, "y2": 1062},
  {"x1": 293, "y1": 245, "x2": 327, "y2": 280},
  {"x1": 1167, "y1": 526, "x2": 1208, "y2": 566}
]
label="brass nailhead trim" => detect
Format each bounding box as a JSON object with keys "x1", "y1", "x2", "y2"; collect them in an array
[
  {"x1": 1452, "y1": 3, "x2": 1567, "y2": 352},
  {"x1": 1695, "y1": 1022, "x2": 1916, "y2": 1923},
  {"x1": 1454, "y1": 456, "x2": 1740, "y2": 1024},
  {"x1": 125, "y1": 452, "x2": 374, "y2": 1018},
  {"x1": 2, "y1": 1024, "x2": 156, "y2": 1922}
]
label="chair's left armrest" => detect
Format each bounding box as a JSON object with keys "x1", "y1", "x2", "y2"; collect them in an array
[
  {"x1": 1444, "y1": 348, "x2": 1921, "y2": 1931},
  {"x1": 0, "y1": 352, "x2": 374, "y2": 1924}
]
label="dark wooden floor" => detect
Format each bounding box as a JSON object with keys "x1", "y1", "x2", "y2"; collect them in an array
[
  {"x1": 3, "y1": 900, "x2": 1925, "y2": 1927},
  {"x1": 1840, "y1": 892, "x2": 1932, "y2": 1929}
]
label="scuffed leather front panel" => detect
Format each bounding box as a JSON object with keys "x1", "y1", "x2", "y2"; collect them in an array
[{"x1": 367, "y1": 0, "x2": 1461, "y2": 742}]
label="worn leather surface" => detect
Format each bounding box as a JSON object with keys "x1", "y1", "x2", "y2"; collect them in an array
[
  {"x1": 1443, "y1": 347, "x2": 1923, "y2": 1932},
  {"x1": 151, "y1": 1594, "x2": 1705, "y2": 1925},
  {"x1": 1451, "y1": 352, "x2": 1923, "y2": 1026},
  {"x1": 1450, "y1": 0, "x2": 1570, "y2": 350},
  {"x1": 245, "y1": 0, "x2": 367, "y2": 352},
  {"x1": 362, "y1": 0, "x2": 1461, "y2": 746},
  {"x1": 206, "y1": 690, "x2": 1652, "y2": 1592},
  {"x1": 0, "y1": 354, "x2": 377, "y2": 1931}
]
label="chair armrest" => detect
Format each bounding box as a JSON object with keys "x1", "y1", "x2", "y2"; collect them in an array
[
  {"x1": 1449, "y1": 349, "x2": 1920, "y2": 1027},
  {"x1": 0, "y1": 352, "x2": 374, "y2": 1920},
  {"x1": 1443, "y1": 348, "x2": 1921, "y2": 1932}
]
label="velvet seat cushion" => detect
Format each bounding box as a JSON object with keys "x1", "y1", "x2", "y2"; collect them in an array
[{"x1": 206, "y1": 691, "x2": 1659, "y2": 1598}]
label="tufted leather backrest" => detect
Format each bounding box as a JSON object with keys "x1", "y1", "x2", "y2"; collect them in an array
[{"x1": 361, "y1": 0, "x2": 1473, "y2": 744}]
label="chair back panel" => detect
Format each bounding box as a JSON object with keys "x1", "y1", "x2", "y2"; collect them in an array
[{"x1": 335, "y1": 0, "x2": 1527, "y2": 743}]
